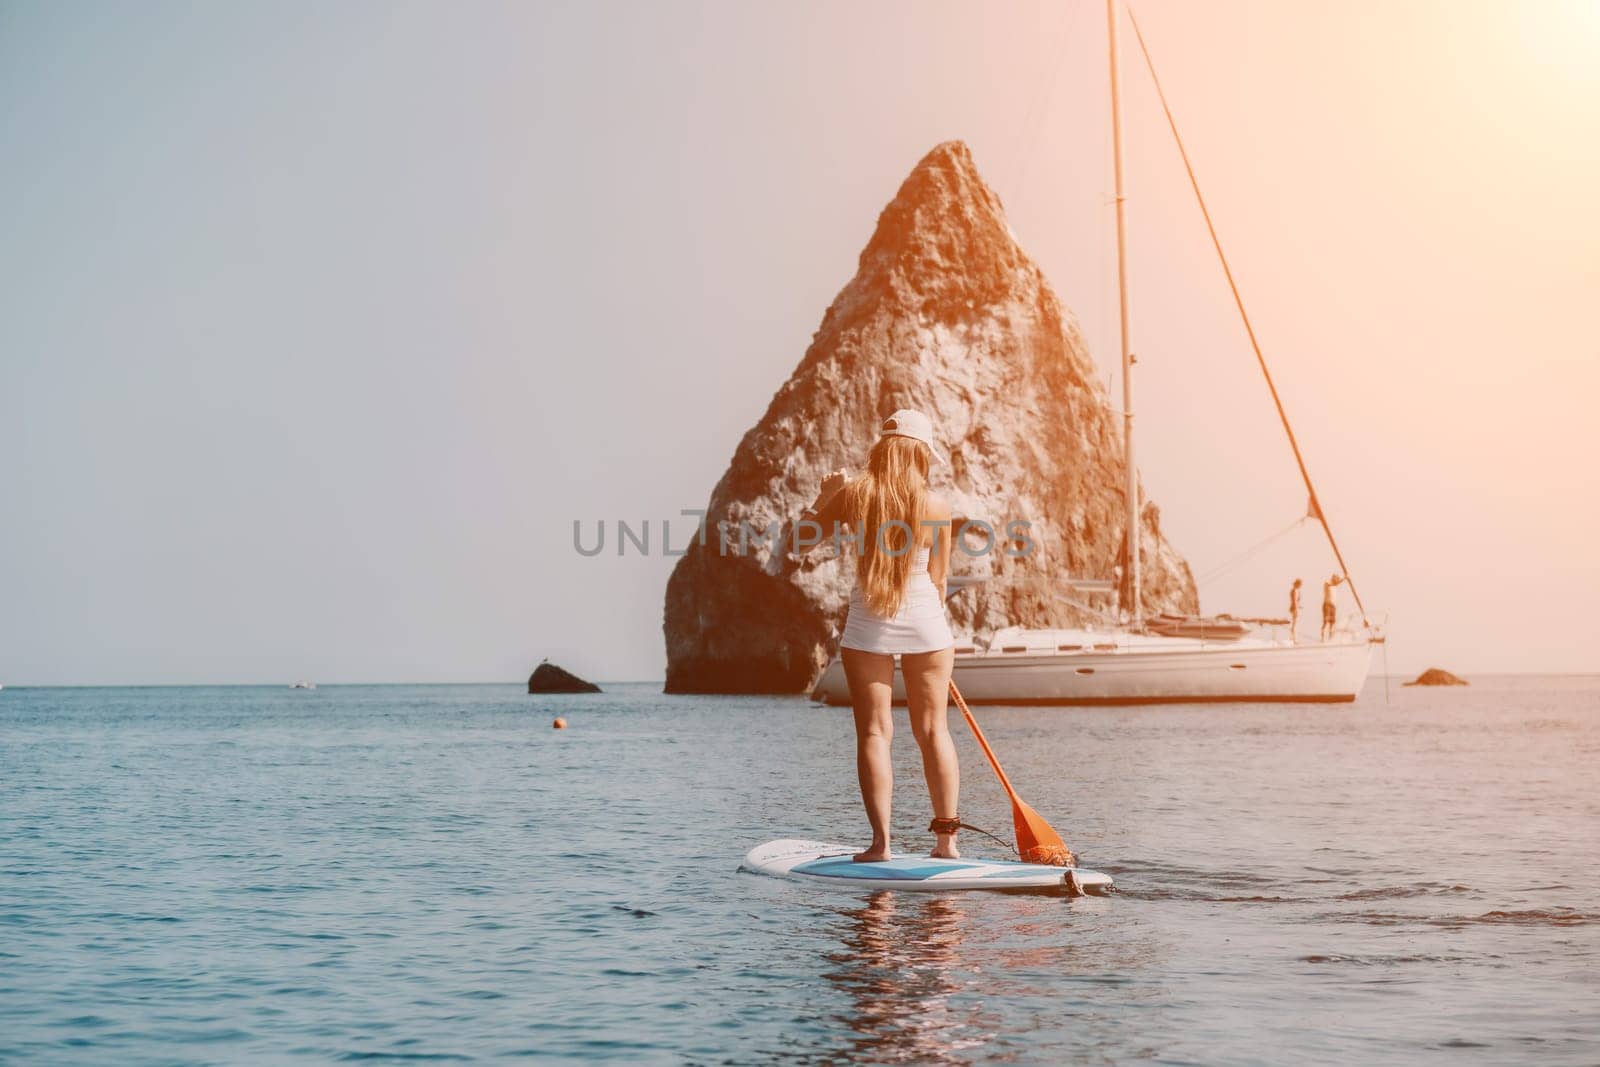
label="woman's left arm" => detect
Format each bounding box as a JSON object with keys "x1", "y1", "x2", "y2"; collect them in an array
[
  {"x1": 797, "y1": 469, "x2": 850, "y2": 555},
  {"x1": 926, "y1": 495, "x2": 953, "y2": 601}
]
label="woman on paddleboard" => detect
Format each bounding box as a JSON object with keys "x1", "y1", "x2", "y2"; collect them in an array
[{"x1": 799, "y1": 409, "x2": 960, "y2": 862}]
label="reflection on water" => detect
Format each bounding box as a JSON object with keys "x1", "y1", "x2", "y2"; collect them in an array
[
  {"x1": 819, "y1": 892, "x2": 994, "y2": 1064},
  {"x1": 811, "y1": 890, "x2": 1161, "y2": 1064}
]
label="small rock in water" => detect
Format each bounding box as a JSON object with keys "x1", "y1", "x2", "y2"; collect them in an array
[
  {"x1": 528, "y1": 660, "x2": 600, "y2": 694},
  {"x1": 1404, "y1": 667, "x2": 1468, "y2": 687}
]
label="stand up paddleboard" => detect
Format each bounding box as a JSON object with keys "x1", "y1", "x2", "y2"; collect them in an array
[{"x1": 742, "y1": 839, "x2": 1114, "y2": 895}]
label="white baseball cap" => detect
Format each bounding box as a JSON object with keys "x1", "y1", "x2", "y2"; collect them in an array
[{"x1": 879, "y1": 409, "x2": 947, "y2": 466}]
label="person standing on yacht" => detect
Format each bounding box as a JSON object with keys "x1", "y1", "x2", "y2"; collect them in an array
[
  {"x1": 1321, "y1": 573, "x2": 1344, "y2": 641},
  {"x1": 1288, "y1": 578, "x2": 1303, "y2": 644}
]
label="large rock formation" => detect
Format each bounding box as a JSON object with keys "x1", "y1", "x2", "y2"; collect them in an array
[{"x1": 663, "y1": 141, "x2": 1197, "y2": 694}]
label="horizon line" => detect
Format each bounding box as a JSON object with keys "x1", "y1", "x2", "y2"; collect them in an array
[{"x1": 4, "y1": 672, "x2": 1600, "y2": 691}]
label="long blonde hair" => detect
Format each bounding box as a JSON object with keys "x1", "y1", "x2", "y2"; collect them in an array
[{"x1": 839, "y1": 435, "x2": 931, "y2": 617}]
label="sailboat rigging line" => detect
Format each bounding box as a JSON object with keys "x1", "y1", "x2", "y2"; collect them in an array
[
  {"x1": 1196, "y1": 515, "x2": 1309, "y2": 585},
  {"x1": 1009, "y1": 0, "x2": 1083, "y2": 198},
  {"x1": 1122, "y1": 2, "x2": 1370, "y2": 629}
]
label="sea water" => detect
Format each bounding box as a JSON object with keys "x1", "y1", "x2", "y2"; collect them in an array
[{"x1": 1, "y1": 678, "x2": 1596, "y2": 1064}]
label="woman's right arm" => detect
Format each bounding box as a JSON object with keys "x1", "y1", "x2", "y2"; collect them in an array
[{"x1": 925, "y1": 494, "x2": 953, "y2": 601}]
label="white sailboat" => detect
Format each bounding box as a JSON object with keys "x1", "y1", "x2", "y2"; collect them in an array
[{"x1": 814, "y1": 0, "x2": 1379, "y2": 707}]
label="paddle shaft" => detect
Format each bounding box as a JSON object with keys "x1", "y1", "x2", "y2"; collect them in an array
[{"x1": 948, "y1": 680, "x2": 1021, "y2": 803}]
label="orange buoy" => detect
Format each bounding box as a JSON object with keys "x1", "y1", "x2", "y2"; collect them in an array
[{"x1": 552, "y1": 717, "x2": 567, "y2": 729}]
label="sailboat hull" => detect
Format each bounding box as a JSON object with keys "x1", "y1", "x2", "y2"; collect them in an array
[{"x1": 810, "y1": 636, "x2": 1373, "y2": 706}]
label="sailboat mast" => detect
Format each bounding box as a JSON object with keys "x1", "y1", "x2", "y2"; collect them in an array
[{"x1": 1107, "y1": 0, "x2": 1140, "y2": 626}]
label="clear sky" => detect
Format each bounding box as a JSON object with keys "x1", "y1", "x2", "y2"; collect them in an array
[{"x1": 2, "y1": 0, "x2": 1595, "y2": 685}]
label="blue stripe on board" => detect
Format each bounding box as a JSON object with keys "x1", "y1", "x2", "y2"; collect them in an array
[
  {"x1": 791, "y1": 857, "x2": 972, "y2": 880},
  {"x1": 789, "y1": 856, "x2": 1055, "y2": 881}
]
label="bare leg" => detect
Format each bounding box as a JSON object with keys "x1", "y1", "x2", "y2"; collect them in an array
[
  {"x1": 842, "y1": 648, "x2": 894, "y2": 862},
  {"x1": 903, "y1": 647, "x2": 959, "y2": 859}
]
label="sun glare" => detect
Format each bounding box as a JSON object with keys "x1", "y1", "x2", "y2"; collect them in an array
[{"x1": 1517, "y1": 0, "x2": 1600, "y2": 90}]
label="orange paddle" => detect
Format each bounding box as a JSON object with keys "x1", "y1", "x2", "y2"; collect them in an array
[{"x1": 948, "y1": 680, "x2": 1076, "y2": 867}]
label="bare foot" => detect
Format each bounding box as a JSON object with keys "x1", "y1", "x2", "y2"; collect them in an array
[
  {"x1": 852, "y1": 844, "x2": 891, "y2": 863},
  {"x1": 929, "y1": 837, "x2": 960, "y2": 859}
]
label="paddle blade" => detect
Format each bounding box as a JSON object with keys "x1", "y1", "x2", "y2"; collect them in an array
[
  {"x1": 1013, "y1": 797, "x2": 1075, "y2": 867},
  {"x1": 947, "y1": 679, "x2": 1078, "y2": 866}
]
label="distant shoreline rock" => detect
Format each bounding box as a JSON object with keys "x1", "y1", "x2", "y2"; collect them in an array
[
  {"x1": 528, "y1": 661, "x2": 600, "y2": 694},
  {"x1": 1404, "y1": 667, "x2": 1468, "y2": 687}
]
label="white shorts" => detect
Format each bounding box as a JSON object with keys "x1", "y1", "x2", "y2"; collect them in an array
[{"x1": 838, "y1": 576, "x2": 954, "y2": 655}]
